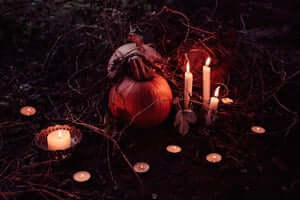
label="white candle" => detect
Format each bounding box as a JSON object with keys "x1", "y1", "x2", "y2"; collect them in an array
[
  {"x1": 206, "y1": 86, "x2": 220, "y2": 126},
  {"x1": 47, "y1": 129, "x2": 71, "y2": 151},
  {"x1": 166, "y1": 145, "x2": 182, "y2": 154},
  {"x1": 184, "y1": 60, "x2": 193, "y2": 109},
  {"x1": 251, "y1": 126, "x2": 266, "y2": 134},
  {"x1": 206, "y1": 153, "x2": 222, "y2": 163},
  {"x1": 203, "y1": 57, "x2": 211, "y2": 109},
  {"x1": 73, "y1": 171, "x2": 91, "y2": 183},
  {"x1": 209, "y1": 86, "x2": 220, "y2": 111}
]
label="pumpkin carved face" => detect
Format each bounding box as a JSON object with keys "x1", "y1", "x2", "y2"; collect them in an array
[{"x1": 109, "y1": 73, "x2": 173, "y2": 128}]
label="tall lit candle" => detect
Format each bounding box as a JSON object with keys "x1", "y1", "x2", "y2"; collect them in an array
[
  {"x1": 47, "y1": 129, "x2": 71, "y2": 151},
  {"x1": 203, "y1": 57, "x2": 211, "y2": 109},
  {"x1": 184, "y1": 59, "x2": 193, "y2": 109}
]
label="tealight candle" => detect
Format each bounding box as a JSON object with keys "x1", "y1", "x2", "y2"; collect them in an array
[
  {"x1": 203, "y1": 57, "x2": 211, "y2": 109},
  {"x1": 133, "y1": 162, "x2": 150, "y2": 173},
  {"x1": 184, "y1": 59, "x2": 193, "y2": 109},
  {"x1": 20, "y1": 106, "x2": 36, "y2": 116},
  {"x1": 73, "y1": 171, "x2": 91, "y2": 183},
  {"x1": 221, "y1": 97, "x2": 234, "y2": 104},
  {"x1": 251, "y1": 126, "x2": 266, "y2": 134},
  {"x1": 206, "y1": 153, "x2": 222, "y2": 163},
  {"x1": 47, "y1": 129, "x2": 71, "y2": 151},
  {"x1": 166, "y1": 145, "x2": 182, "y2": 154}
]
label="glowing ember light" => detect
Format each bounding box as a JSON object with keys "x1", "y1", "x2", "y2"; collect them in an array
[
  {"x1": 166, "y1": 145, "x2": 182, "y2": 154},
  {"x1": 221, "y1": 97, "x2": 234, "y2": 104},
  {"x1": 251, "y1": 126, "x2": 266, "y2": 134},
  {"x1": 206, "y1": 153, "x2": 222, "y2": 163},
  {"x1": 186, "y1": 60, "x2": 190, "y2": 72},
  {"x1": 73, "y1": 171, "x2": 91, "y2": 182},
  {"x1": 20, "y1": 106, "x2": 36, "y2": 116},
  {"x1": 133, "y1": 162, "x2": 150, "y2": 173},
  {"x1": 205, "y1": 57, "x2": 211, "y2": 66},
  {"x1": 214, "y1": 86, "x2": 220, "y2": 97}
]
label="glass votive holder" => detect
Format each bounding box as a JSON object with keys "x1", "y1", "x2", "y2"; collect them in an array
[{"x1": 34, "y1": 124, "x2": 82, "y2": 161}]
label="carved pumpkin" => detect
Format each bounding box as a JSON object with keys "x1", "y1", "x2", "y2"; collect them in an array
[{"x1": 108, "y1": 72, "x2": 173, "y2": 128}]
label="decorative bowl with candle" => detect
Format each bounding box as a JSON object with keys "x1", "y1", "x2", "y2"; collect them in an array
[{"x1": 34, "y1": 125, "x2": 82, "y2": 160}]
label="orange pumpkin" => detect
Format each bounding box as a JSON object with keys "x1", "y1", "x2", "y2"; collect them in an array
[{"x1": 108, "y1": 72, "x2": 173, "y2": 128}]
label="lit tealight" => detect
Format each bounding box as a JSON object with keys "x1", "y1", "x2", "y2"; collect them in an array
[
  {"x1": 251, "y1": 126, "x2": 266, "y2": 134},
  {"x1": 73, "y1": 171, "x2": 91, "y2": 183},
  {"x1": 221, "y1": 97, "x2": 234, "y2": 105},
  {"x1": 20, "y1": 106, "x2": 36, "y2": 116},
  {"x1": 133, "y1": 162, "x2": 150, "y2": 173},
  {"x1": 206, "y1": 153, "x2": 222, "y2": 163},
  {"x1": 166, "y1": 145, "x2": 182, "y2": 154}
]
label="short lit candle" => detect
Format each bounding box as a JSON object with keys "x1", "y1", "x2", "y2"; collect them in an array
[
  {"x1": 133, "y1": 162, "x2": 150, "y2": 173},
  {"x1": 206, "y1": 86, "x2": 220, "y2": 125},
  {"x1": 206, "y1": 153, "x2": 222, "y2": 163},
  {"x1": 221, "y1": 97, "x2": 234, "y2": 105},
  {"x1": 251, "y1": 126, "x2": 266, "y2": 134},
  {"x1": 184, "y1": 59, "x2": 193, "y2": 109},
  {"x1": 73, "y1": 171, "x2": 91, "y2": 183},
  {"x1": 47, "y1": 129, "x2": 71, "y2": 151},
  {"x1": 203, "y1": 57, "x2": 211, "y2": 109},
  {"x1": 20, "y1": 106, "x2": 36, "y2": 116},
  {"x1": 208, "y1": 86, "x2": 220, "y2": 112},
  {"x1": 166, "y1": 145, "x2": 182, "y2": 154}
]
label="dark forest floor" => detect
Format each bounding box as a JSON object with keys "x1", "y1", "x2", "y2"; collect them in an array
[{"x1": 0, "y1": 0, "x2": 300, "y2": 199}]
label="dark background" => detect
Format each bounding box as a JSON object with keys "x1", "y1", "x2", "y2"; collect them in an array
[{"x1": 0, "y1": 0, "x2": 299, "y2": 199}]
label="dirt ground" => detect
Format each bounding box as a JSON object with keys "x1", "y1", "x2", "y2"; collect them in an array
[{"x1": 0, "y1": 0, "x2": 299, "y2": 199}]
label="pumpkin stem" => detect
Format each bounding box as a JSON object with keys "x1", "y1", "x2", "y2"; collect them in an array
[{"x1": 129, "y1": 57, "x2": 153, "y2": 81}]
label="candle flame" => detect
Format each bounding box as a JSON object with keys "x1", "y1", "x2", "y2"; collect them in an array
[
  {"x1": 205, "y1": 57, "x2": 211, "y2": 66},
  {"x1": 214, "y1": 86, "x2": 221, "y2": 97},
  {"x1": 186, "y1": 61, "x2": 190, "y2": 73},
  {"x1": 57, "y1": 130, "x2": 63, "y2": 138}
]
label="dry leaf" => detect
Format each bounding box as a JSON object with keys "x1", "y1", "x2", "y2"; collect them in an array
[{"x1": 174, "y1": 109, "x2": 197, "y2": 136}]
